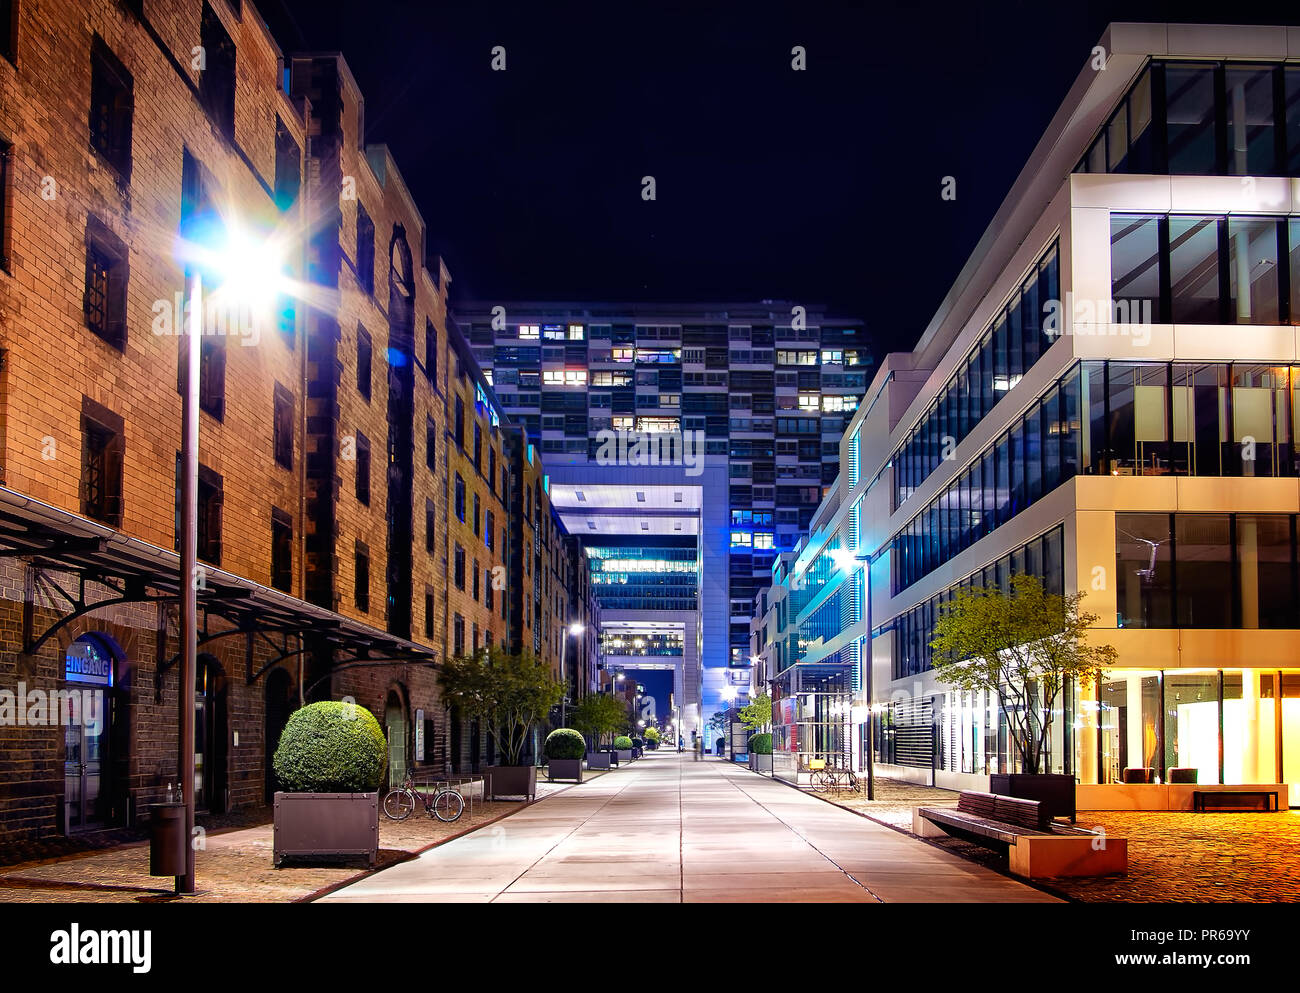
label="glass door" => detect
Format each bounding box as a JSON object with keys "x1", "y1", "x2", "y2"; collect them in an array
[{"x1": 63, "y1": 701, "x2": 107, "y2": 830}]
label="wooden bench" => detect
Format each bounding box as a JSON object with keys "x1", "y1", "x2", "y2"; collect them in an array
[
  {"x1": 915, "y1": 790, "x2": 1126, "y2": 880},
  {"x1": 1193, "y1": 789, "x2": 1279, "y2": 812}
]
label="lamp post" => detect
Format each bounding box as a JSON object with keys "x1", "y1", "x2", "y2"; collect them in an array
[
  {"x1": 175, "y1": 216, "x2": 285, "y2": 894},
  {"x1": 177, "y1": 267, "x2": 201, "y2": 894},
  {"x1": 833, "y1": 545, "x2": 880, "y2": 801},
  {"x1": 560, "y1": 621, "x2": 584, "y2": 725}
]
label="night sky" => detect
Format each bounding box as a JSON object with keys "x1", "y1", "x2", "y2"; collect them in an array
[{"x1": 264, "y1": 1, "x2": 1297, "y2": 357}]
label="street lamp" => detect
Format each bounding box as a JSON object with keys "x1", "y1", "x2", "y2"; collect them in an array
[
  {"x1": 174, "y1": 216, "x2": 285, "y2": 894},
  {"x1": 560, "y1": 621, "x2": 585, "y2": 725},
  {"x1": 831, "y1": 545, "x2": 880, "y2": 800}
]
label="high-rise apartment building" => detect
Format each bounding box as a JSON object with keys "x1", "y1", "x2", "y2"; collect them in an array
[
  {"x1": 452, "y1": 302, "x2": 871, "y2": 729},
  {"x1": 758, "y1": 22, "x2": 1300, "y2": 806}
]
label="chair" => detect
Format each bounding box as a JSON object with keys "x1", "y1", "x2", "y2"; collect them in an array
[{"x1": 1121, "y1": 767, "x2": 1155, "y2": 784}]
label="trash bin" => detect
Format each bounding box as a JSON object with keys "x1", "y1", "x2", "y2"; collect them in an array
[{"x1": 149, "y1": 803, "x2": 186, "y2": 877}]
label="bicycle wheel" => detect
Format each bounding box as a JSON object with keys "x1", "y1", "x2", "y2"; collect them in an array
[
  {"x1": 383, "y1": 788, "x2": 416, "y2": 821},
  {"x1": 811, "y1": 771, "x2": 829, "y2": 793},
  {"x1": 431, "y1": 789, "x2": 464, "y2": 822}
]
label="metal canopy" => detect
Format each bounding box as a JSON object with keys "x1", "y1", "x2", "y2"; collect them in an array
[{"x1": 0, "y1": 487, "x2": 437, "y2": 693}]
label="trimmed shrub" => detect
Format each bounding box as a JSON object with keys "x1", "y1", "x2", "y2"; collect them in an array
[
  {"x1": 631, "y1": 737, "x2": 644, "y2": 748},
  {"x1": 643, "y1": 726, "x2": 660, "y2": 743},
  {"x1": 273, "y1": 701, "x2": 388, "y2": 793},
  {"x1": 613, "y1": 735, "x2": 633, "y2": 750},
  {"x1": 544, "y1": 728, "x2": 587, "y2": 760},
  {"x1": 749, "y1": 732, "x2": 772, "y2": 755}
]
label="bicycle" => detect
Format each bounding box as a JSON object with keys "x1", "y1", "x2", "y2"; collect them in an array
[{"x1": 382, "y1": 774, "x2": 465, "y2": 822}]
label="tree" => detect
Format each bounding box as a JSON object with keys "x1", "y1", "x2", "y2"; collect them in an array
[
  {"x1": 570, "y1": 693, "x2": 630, "y2": 747},
  {"x1": 438, "y1": 646, "x2": 564, "y2": 766},
  {"x1": 738, "y1": 693, "x2": 771, "y2": 733},
  {"x1": 707, "y1": 710, "x2": 729, "y2": 736},
  {"x1": 929, "y1": 574, "x2": 1116, "y2": 775}
]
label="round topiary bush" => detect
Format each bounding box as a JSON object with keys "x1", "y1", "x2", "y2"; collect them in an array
[
  {"x1": 749, "y1": 732, "x2": 773, "y2": 755},
  {"x1": 643, "y1": 726, "x2": 660, "y2": 743},
  {"x1": 613, "y1": 735, "x2": 633, "y2": 750},
  {"x1": 272, "y1": 701, "x2": 388, "y2": 793},
  {"x1": 544, "y1": 728, "x2": 586, "y2": 760}
]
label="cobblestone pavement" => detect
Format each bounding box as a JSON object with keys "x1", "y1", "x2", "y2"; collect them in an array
[
  {"x1": 807, "y1": 777, "x2": 1300, "y2": 902},
  {"x1": 0, "y1": 775, "x2": 592, "y2": 903}
]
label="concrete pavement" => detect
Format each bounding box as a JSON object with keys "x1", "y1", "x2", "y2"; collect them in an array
[{"x1": 319, "y1": 749, "x2": 1061, "y2": 903}]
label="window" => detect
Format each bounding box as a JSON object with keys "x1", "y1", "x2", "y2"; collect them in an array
[
  {"x1": 357, "y1": 325, "x2": 372, "y2": 401},
  {"x1": 1169, "y1": 216, "x2": 1221, "y2": 323},
  {"x1": 1227, "y1": 217, "x2": 1281, "y2": 324},
  {"x1": 0, "y1": 137, "x2": 10, "y2": 271},
  {"x1": 453, "y1": 614, "x2": 464, "y2": 656},
  {"x1": 1110, "y1": 215, "x2": 1162, "y2": 322},
  {"x1": 454, "y1": 473, "x2": 465, "y2": 522},
  {"x1": 425, "y1": 319, "x2": 438, "y2": 384},
  {"x1": 1113, "y1": 214, "x2": 1294, "y2": 326},
  {"x1": 83, "y1": 216, "x2": 128, "y2": 349},
  {"x1": 354, "y1": 542, "x2": 370, "y2": 612},
  {"x1": 197, "y1": 333, "x2": 226, "y2": 420},
  {"x1": 1, "y1": 0, "x2": 14, "y2": 64},
  {"x1": 426, "y1": 499, "x2": 436, "y2": 553},
  {"x1": 485, "y1": 569, "x2": 494, "y2": 610},
  {"x1": 473, "y1": 421, "x2": 482, "y2": 471},
  {"x1": 198, "y1": 3, "x2": 236, "y2": 139},
  {"x1": 175, "y1": 458, "x2": 223, "y2": 565},
  {"x1": 455, "y1": 397, "x2": 464, "y2": 449},
  {"x1": 89, "y1": 37, "x2": 133, "y2": 180},
  {"x1": 355, "y1": 431, "x2": 371, "y2": 505},
  {"x1": 472, "y1": 559, "x2": 480, "y2": 602},
  {"x1": 1164, "y1": 64, "x2": 1218, "y2": 175},
  {"x1": 454, "y1": 544, "x2": 465, "y2": 590},
  {"x1": 80, "y1": 401, "x2": 123, "y2": 526},
  {"x1": 473, "y1": 493, "x2": 481, "y2": 536},
  {"x1": 271, "y1": 508, "x2": 292, "y2": 592},
  {"x1": 486, "y1": 511, "x2": 495, "y2": 551},
  {"x1": 518, "y1": 324, "x2": 539, "y2": 339},
  {"x1": 488, "y1": 448, "x2": 496, "y2": 493},
  {"x1": 426, "y1": 416, "x2": 437, "y2": 470},
  {"x1": 355, "y1": 201, "x2": 375, "y2": 295},
  {"x1": 273, "y1": 383, "x2": 293, "y2": 469},
  {"x1": 273, "y1": 117, "x2": 301, "y2": 210},
  {"x1": 424, "y1": 590, "x2": 434, "y2": 639},
  {"x1": 1225, "y1": 66, "x2": 1277, "y2": 176}
]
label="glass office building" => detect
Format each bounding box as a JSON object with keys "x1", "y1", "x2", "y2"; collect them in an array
[
  {"x1": 452, "y1": 303, "x2": 870, "y2": 727},
  {"x1": 755, "y1": 23, "x2": 1300, "y2": 806}
]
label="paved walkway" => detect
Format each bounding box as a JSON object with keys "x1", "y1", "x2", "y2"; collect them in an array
[{"x1": 321, "y1": 750, "x2": 1059, "y2": 903}]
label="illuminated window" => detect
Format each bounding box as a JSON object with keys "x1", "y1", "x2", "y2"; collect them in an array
[
  {"x1": 612, "y1": 415, "x2": 634, "y2": 431},
  {"x1": 635, "y1": 416, "x2": 680, "y2": 434},
  {"x1": 613, "y1": 347, "x2": 635, "y2": 362},
  {"x1": 798, "y1": 393, "x2": 820, "y2": 410},
  {"x1": 821, "y1": 349, "x2": 843, "y2": 364},
  {"x1": 519, "y1": 324, "x2": 539, "y2": 339},
  {"x1": 568, "y1": 324, "x2": 585, "y2": 340},
  {"x1": 753, "y1": 533, "x2": 775, "y2": 550}
]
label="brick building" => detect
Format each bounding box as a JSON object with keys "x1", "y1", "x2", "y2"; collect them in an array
[{"x1": 0, "y1": 0, "x2": 596, "y2": 845}]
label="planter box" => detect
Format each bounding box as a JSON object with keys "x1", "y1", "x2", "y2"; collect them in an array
[
  {"x1": 484, "y1": 765, "x2": 537, "y2": 800},
  {"x1": 990, "y1": 773, "x2": 1076, "y2": 822},
  {"x1": 273, "y1": 792, "x2": 378, "y2": 867},
  {"x1": 748, "y1": 753, "x2": 773, "y2": 774},
  {"x1": 547, "y1": 758, "x2": 583, "y2": 783},
  {"x1": 615, "y1": 749, "x2": 633, "y2": 764},
  {"x1": 586, "y1": 752, "x2": 612, "y2": 770}
]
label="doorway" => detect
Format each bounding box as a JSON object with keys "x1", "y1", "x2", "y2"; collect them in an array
[
  {"x1": 195, "y1": 655, "x2": 228, "y2": 813},
  {"x1": 264, "y1": 668, "x2": 295, "y2": 802},
  {"x1": 385, "y1": 690, "x2": 407, "y2": 787},
  {"x1": 63, "y1": 633, "x2": 123, "y2": 833}
]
